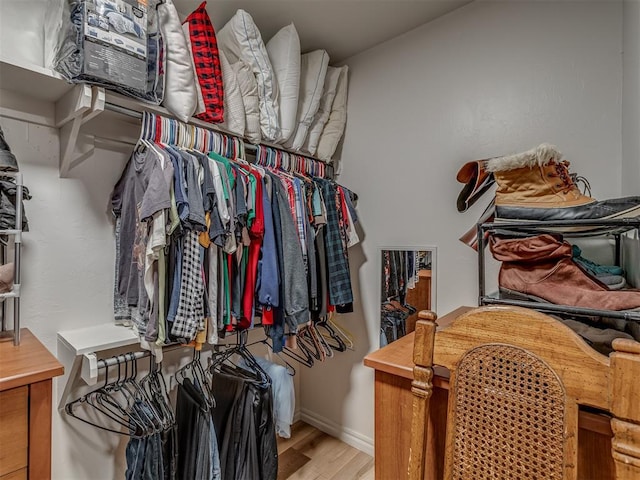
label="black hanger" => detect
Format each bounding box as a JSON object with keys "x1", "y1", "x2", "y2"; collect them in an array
[
  {"x1": 140, "y1": 356, "x2": 174, "y2": 430},
  {"x1": 209, "y1": 330, "x2": 272, "y2": 387},
  {"x1": 296, "y1": 325, "x2": 325, "y2": 362},
  {"x1": 175, "y1": 349, "x2": 215, "y2": 410},
  {"x1": 316, "y1": 317, "x2": 347, "y2": 353},
  {"x1": 247, "y1": 335, "x2": 297, "y2": 376},
  {"x1": 66, "y1": 357, "x2": 149, "y2": 438},
  {"x1": 261, "y1": 334, "x2": 315, "y2": 368}
]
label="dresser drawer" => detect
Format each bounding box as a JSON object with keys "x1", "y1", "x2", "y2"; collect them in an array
[{"x1": 0, "y1": 387, "x2": 28, "y2": 477}]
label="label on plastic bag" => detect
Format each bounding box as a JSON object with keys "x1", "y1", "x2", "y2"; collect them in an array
[{"x1": 83, "y1": 0, "x2": 148, "y2": 92}]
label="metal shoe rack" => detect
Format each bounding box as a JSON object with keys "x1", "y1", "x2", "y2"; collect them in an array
[
  {"x1": 0, "y1": 171, "x2": 23, "y2": 345},
  {"x1": 476, "y1": 217, "x2": 640, "y2": 322}
]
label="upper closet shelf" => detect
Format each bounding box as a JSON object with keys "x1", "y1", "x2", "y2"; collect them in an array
[
  {"x1": 0, "y1": 56, "x2": 72, "y2": 103},
  {"x1": 0, "y1": 56, "x2": 334, "y2": 178}
]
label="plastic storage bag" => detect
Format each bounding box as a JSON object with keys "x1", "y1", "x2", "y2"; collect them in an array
[{"x1": 45, "y1": 0, "x2": 164, "y2": 104}]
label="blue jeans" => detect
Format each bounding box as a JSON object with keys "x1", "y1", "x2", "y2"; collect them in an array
[{"x1": 125, "y1": 401, "x2": 164, "y2": 480}]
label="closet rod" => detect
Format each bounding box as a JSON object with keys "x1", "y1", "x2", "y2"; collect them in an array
[
  {"x1": 97, "y1": 350, "x2": 148, "y2": 369},
  {"x1": 103, "y1": 101, "x2": 335, "y2": 173},
  {"x1": 95, "y1": 342, "x2": 201, "y2": 371}
]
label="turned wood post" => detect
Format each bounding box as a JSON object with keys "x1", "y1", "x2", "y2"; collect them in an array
[
  {"x1": 609, "y1": 338, "x2": 640, "y2": 480},
  {"x1": 408, "y1": 310, "x2": 437, "y2": 480}
]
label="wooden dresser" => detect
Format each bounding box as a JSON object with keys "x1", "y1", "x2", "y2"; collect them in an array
[
  {"x1": 0, "y1": 329, "x2": 64, "y2": 480},
  {"x1": 364, "y1": 306, "x2": 616, "y2": 480}
]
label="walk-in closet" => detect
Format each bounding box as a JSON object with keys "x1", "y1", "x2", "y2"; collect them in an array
[{"x1": 0, "y1": 1, "x2": 639, "y2": 479}]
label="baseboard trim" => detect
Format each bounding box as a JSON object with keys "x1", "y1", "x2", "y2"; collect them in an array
[{"x1": 299, "y1": 408, "x2": 374, "y2": 456}]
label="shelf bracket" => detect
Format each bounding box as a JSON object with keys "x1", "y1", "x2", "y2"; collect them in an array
[
  {"x1": 81, "y1": 352, "x2": 99, "y2": 386},
  {"x1": 56, "y1": 85, "x2": 105, "y2": 177}
]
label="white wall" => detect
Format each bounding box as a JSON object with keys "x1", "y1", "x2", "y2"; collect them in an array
[
  {"x1": 1, "y1": 118, "x2": 131, "y2": 479},
  {"x1": 300, "y1": 0, "x2": 624, "y2": 453},
  {"x1": 623, "y1": 0, "x2": 640, "y2": 195}
]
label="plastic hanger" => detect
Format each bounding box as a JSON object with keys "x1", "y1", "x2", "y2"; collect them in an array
[
  {"x1": 327, "y1": 315, "x2": 355, "y2": 350},
  {"x1": 296, "y1": 325, "x2": 325, "y2": 362},
  {"x1": 66, "y1": 358, "x2": 148, "y2": 437},
  {"x1": 139, "y1": 355, "x2": 174, "y2": 430},
  {"x1": 210, "y1": 330, "x2": 272, "y2": 387},
  {"x1": 316, "y1": 317, "x2": 347, "y2": 353}
]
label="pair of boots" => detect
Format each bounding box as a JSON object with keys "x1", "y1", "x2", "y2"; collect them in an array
[
  {"x1": 457, "y1": 143, "x2": 640, "y2": 225},
  {"x1": 490, "y1": 233, "x2": 640, "y2": 311}
]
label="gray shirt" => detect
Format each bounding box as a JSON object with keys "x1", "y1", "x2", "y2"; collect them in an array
[{"x1": 111, "y1": 146, "x2": 171, "y2": 306}]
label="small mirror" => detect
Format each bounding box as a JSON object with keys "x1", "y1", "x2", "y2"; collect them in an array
[{"x1": 380, "y1": 247, "x2": 436, "y2": 347}]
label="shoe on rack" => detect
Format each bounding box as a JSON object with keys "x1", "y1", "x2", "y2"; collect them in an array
[
  {"x1": 596, "y1": 274, "x2": 627, "y2": 291},
  {"x1": 486, "y1": 144, "x2": 640, "y2": 224},
  {"x1": 489, "y1": 233, "x2": 640, "y2": 311},
  {"x1": 0, "y1": 126, "x2": 19, "y2": 172},
  {"x1": 456, "y1": 159, "x2": 495, "y2": 212},
  {"x1": 0, "y1": 262, "x2": 14, "y2": 294},
  {"x1": 600, "y1": 316, "x2": 640, "y2": 342},
  {"x1": 571, "y1": 245, "x2": 624, "y2": 276},
  {"x1": 556, "y1": 317, "x2": 634, "y2": 355}
]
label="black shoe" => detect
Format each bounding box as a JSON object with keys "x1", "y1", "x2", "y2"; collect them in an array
[{"x1": 496, "y1": 197, "x2": 640, "y2": 224}]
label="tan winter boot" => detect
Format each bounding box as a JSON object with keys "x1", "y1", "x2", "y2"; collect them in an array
[{"x1": 486, "y1": 144, "x2": 640, "y2": 222}]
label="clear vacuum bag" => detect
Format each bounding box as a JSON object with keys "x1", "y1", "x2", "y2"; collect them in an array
[{"x1": 46, "y1": 0, "x2": 165, "y2": 104}]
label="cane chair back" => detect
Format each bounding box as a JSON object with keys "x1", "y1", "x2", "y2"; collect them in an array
[{"x1": 408, "y1": 306, "x2": 640, "y2": 480}]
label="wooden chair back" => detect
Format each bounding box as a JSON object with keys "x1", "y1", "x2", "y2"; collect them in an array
[{"x1": 408, "y1": 306, "x2": 640, "y2": 480}]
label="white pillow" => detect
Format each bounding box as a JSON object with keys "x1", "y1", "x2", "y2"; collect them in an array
[
  {"x1": 181, "y1": 22, "x2": 206, "y2": 116},
  {"x1": 157, "y1": 0, "x2": 197, "y2": 123},
  {"x1": 217, "y1": 9, "x2": 280, "y2": 141},
  {"x1": 285, "y1": 50, "x2": 329, "y2": 151},
  {"x1": 266, "y1": 23, "x2": 300, "y2": 144},
  {"x1": 233, "y1": 60, "x2": 261, "y2": 144},
  {"x1": 218, "y1": 49, "x2": 245, "y2": 137},
  {"x1": 303, "y1": 66, "x2": 341, "y2": 156},
  {"x1": 317, "y1": 66, "x2": 348, "y2": 161}
]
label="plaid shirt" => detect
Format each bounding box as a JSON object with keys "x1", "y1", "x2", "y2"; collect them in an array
[
  {"x1": 170, "y1": 231, "x2": 205, "y2": 341},
  {"x1": 292, "y1": 178, "x2": 307, "y2": 258},
  {"x1": 317, "y1": 179, "x2": 353, "y2": 306},
  {"x1": 183, "y1": 2, "x2": 224, "y2": 124}
]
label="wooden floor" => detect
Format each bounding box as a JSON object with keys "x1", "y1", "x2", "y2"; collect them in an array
[{"x1": 277, "y1": 421, "x2": 374, "y2": 479}]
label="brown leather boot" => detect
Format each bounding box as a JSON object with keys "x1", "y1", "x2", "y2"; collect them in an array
[
  {"x1": 490, "y1": 234, "x2": 640, "y2": 311},
  {"x1": 487, "y1": 144, "x2": 640, "y2": 223}
]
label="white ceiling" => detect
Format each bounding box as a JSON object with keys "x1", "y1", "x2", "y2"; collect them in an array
[{"x1": 176, "y1": 0, "x2": 473, "y2": 63}]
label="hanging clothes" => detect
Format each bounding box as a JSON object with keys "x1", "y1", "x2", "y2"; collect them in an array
[
  {"x1": 111, "y1": 114, "x2": 359, "y2": 352},
  {"x1": 175, "y1": 378, "x2": 221, "y2": 480}
]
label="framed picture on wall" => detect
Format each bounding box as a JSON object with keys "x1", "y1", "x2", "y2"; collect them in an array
[{"x1": 379, "y1": 246, "x2": 437, "y2": 347}]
